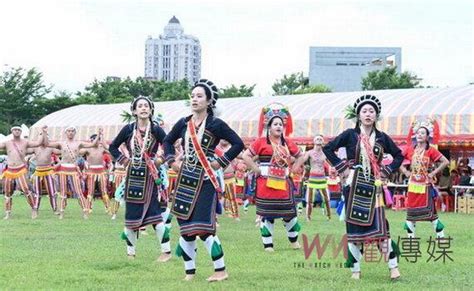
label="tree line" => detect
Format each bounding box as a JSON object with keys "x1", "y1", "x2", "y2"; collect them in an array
[{"x1": 0, "y1": 66, "x2": 420, "y2": 133}]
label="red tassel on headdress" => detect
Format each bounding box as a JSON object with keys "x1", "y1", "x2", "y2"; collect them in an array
[
  {"x1": 432, "y1": 120, "x2": 440, "y2": 145},
  {"x1": 258, "y1": 108, "x2": 266, "y2": 137},
  {"x1": 406, "y1": 125, "x2": 414, "y2": 148},
  {"x1": 285, "y1": 114, "x2": 293, "y2": 137}
]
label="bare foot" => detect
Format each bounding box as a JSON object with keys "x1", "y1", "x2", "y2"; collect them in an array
[
  {"x1": 183, "y1": 274, "x2": 194, "y2": 281},
  {"x1": 207, "y1": 271, "x2": 228, "y2": 282},
  {"x1": 390, "y1": 267, "x2": 400, "y2": 280},
  {"x1": 264, "y1": 247, "x2": 274, "y2": 252},
  {"x1": 31, "y1": 209, "x2": 38, "y2": 219},
  {"x1": 351, "y1": 272, "x2": 361, "y2": 280},
  {"x1": 157, "y1": 253, "x2": 172, "y2": 263},
  {"x1": 291, "y1": 242, "x2": 301, "y2": 250}
]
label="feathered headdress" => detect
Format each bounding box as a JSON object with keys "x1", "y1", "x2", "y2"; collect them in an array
[
  {"x1": 257, "y1": 102, "x2": 293, "y2": 137},
  {"x1": 406, "y1": 117, "x2": 440, "y2": 146}
]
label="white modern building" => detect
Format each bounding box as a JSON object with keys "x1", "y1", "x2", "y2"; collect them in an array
[
  {"x1": 309, "y1": 47, "x2": 402, "y2": 92},
  {"x1": 144, "y1": 16, "x2": 201, "y2": 84}
]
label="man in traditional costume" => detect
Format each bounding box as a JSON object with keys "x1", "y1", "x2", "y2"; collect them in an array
[
  {"x1": 0, "y1": 126, "x2": 47, "y2": 219},
  {"x1": 81, "y1": 134, "x2": 112, "y2": 214},
  {"x1": 46, "y1": 127, "x2": 100, "y2": 219},
  {"x1": 297, "y1": 135, "x2": 331, "y2": 221}
]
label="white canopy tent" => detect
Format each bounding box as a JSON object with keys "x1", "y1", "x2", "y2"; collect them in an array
[{"x1": 30, "y1": 85, "x2": 473, "y2": 147}]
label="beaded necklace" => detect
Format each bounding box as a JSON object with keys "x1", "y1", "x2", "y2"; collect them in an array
[
  {"x1": 184, "y1": 116, "x2": 207, "y2": 172},
  {"x1": 270, "y1": 140, "x2": 290, "y2": 168},
  {"x1": 130, "y1": 122, "x2": 151, "y2": 170}
]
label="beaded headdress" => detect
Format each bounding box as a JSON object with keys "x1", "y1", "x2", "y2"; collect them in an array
[
  {"x1": 344, "y1": 94, "x2": 382, "y2": 121},
  {"x1": 407, "y1": 118, "x2": 440, "y2": 146},
  {"x1": 257, "y1": 102, "x2": 293, "y2": 137},
  {"x1": 130, "y1": 95, "x2": 155, "y2": 117}
]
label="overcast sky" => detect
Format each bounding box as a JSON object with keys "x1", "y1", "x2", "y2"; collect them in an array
[{"x1": 0, "y1": 0, "x2": 472, "y2": 96}]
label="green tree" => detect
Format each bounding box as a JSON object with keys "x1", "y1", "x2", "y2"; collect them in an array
[
  {"x1": 75, "y1": 77, "x2": 191, "y2": 104},
  {"x1": 361, "y1": 66, "x2": 420, "y2": 90},
  {"x1": 0, "y1": 67, "x2": 52, "y2": 133},
  {"x1": 31, "y1": 91, "x2": 78, "y2": 121},
  {"x1": 219, "y1": 84, "x2": 256, "y2": 98},
  {"x1": 293, "y1": 84, "x2": 331, "y2": 94},
  {"x1": 272, "y1": 72, "x2": 331, "y2": 95},
  {"x1": 76, "y1": 76, "x2": 132, "y2": 104},
  {"x1": 151, "y1": 79, "x2": 190, "y2": 101},
  {"x1": 272, "y1": 72, "x2": 307, "y2": 95}
]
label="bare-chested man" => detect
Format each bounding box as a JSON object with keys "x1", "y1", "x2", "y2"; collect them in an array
[
  {"x1": 80, "y1": 133, "x2": 111, "y2": 214},
  {"x1": 296, "y1": 135, "x2": 331, "y2": 221},
  {"x1": 0, "y1": 125, "x2": 47, "y2": 219},
  {"x1": 28, "y1": 139, "x2": 62, "y2": 214},
  {"x1": 46, "y1": 126, "x2": 101, "y2": 219}
]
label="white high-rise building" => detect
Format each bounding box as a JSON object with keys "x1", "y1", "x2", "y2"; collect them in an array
[{"x1": 144, "y1": 16, "x2": 201, "y2": 84}]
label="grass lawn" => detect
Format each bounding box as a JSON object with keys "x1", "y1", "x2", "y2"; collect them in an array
[{"x1": 0, "y1": 196, "x2": 473, "y2": 290}]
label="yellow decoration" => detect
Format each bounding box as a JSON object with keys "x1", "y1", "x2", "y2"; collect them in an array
[
  {"x1": 408, "y1": 183, "x2": 426, "y2": 194},
  {"x1": 3, "y1": 168, "x2": 27, "y2": 179},
  {"x1": 266, "y1": 178, "x2": 287, "y2": 190}
]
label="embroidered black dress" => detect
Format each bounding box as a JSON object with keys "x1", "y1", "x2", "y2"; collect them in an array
[
  {"x1": 163, "y1": 115, "x2": 244, "y2": 236},
  {"x1": 323, "y1": 128, "x2": 403, "y2": 243},
  {"x1": 109, "y1": 123, "x2": 166, "y2": 230}
]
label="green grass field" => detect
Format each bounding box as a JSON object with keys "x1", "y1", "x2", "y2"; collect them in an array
[{"x1": 0, "y1": 196, "x2": 473, "y2": 290}]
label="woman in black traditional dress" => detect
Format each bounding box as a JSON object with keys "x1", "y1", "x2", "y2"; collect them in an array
[
  {"x1": 109, "y1": 96, "x2": 171, "y2": 262},
  {"x1": 323, "y1": 95, "x2": 404, "y2": 280},
  {"x1": 163, "y1": 79, "x2": 244, "y2": 282}
]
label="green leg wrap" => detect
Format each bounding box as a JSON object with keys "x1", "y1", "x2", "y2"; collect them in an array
[
  {"x1": 344, "y1": 250, "x2": 356, "y2": 268},
  {"x1": 211, "y1": 241, "x2": 223, "y2": 260},
  {"x1": 435, "y1": 220, "x2": 445, "y2": 232},
  {"x1": 175, "y1": 244, "x2": 184, "y2": 257},
  {"x1": 260, "y1": 225, "x2": 271, "y2": 237},
  {"x1": 290, "y1": 221, "x2": 301, "y2": 233}
]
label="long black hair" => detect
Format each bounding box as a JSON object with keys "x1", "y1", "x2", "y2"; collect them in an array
[
  {"x1": 355, "y1": 102, "x2": 379, "y2": 131},
  {"x1": 266, "y1": 116, "x2": 286, "y2": 145},
  {"x1": 193, "y1": 85, "x2": 216, "y2": 116},
  {"x1": 416, "y1": 126, "x2": 431, "y2": 150},
  {"x1": 193, "y1": 79, "x2": 219, "y2": 116},
  {"x1": 131, "y1": 96, "x2": 154, "y2": 123}
]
